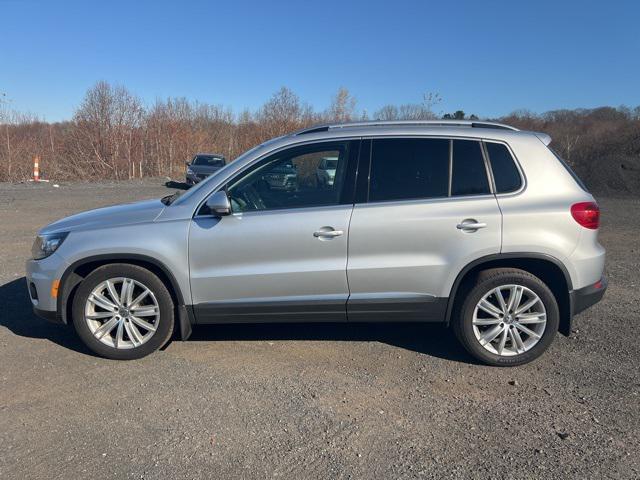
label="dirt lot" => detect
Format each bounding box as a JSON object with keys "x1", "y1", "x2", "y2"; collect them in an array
[{"x1": 0, "y1": 180, "x2": 638, "y2": 479}]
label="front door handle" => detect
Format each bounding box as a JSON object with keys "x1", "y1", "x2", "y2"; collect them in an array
[
  {"x1": 456, "y1": 219, "x2": 487, "y2": 232},
  {"x1": 313, "y1": 228, "x2": 344, "y2": 239}
]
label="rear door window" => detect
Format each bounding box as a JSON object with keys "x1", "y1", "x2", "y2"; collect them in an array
[
  {"x1": 451, "y1": 140, "x2": 490, "y2": 196},
  {"x1": 369, "y1": 138, "x2": 449, "y2": 202}
]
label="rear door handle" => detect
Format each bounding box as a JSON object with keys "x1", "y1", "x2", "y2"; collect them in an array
[
  {"x1": 313, "y1": 228, "x2": 344, "y2": 239},
  {"x1": 456, "y1": 220, "x2": 487, "y2": 231}
]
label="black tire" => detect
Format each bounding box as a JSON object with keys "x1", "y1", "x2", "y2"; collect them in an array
[
  {"x1": 452, "y1": 268, "x2": 559, "y2": 367},
  {"x1": 72, "y1": 264, "x2": 174, "y2": 360}
]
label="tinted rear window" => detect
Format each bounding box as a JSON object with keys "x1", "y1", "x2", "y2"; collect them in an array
[
  {"x1": 485, "y1": 142, "x2": 522, "y2": 193},
  {"x1": 369, "y1": 138, "x2": 449, "y2": 202},
  {"x1": 451, "y1": 140, "x2": 490, "y2": 196}
]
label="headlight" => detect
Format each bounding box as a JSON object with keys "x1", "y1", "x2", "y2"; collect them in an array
[
  {"x1": 186, "y1": 167, "x2": 194, "y2": 175},
  {"x1": 31, "y1": 232, "x2": 68, "y2": 260}
]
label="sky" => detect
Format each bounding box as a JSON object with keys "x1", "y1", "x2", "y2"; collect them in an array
[{"x1": 1, "y1": 0, "x2": 638, "y2": 121}]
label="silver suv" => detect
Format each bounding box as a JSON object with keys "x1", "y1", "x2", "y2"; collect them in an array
[{"x1": 26, "y1": 120, "x2": 606, "y2": 365}]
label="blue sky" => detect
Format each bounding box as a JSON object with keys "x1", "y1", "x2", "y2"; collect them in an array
[{"x1": 1, "y1": 0, "x2": 638, "y2": 121}]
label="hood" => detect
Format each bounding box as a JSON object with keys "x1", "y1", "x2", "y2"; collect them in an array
[{"x1": 40, "y1": 198, "x2": 165, "y2": 234}]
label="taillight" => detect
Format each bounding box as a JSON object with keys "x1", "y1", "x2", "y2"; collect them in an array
[{"x1": 571, "y1": 202, "x2": 600, "y2": 229}]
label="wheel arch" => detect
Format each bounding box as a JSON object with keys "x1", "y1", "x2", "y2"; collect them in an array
[
  {"x1": 445, "y1": 253, "x2": 573, "y2": 336},
  {"x1": 57, "y1": 254, "x2": 192, "y2": 339}
]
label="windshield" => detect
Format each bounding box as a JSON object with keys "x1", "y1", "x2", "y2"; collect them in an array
[
  {"x1": 163, "y1": 163, "x2": 232, "y2": 205},
  {"x1": 193, "y1": 155, "x2": 225, "y2": 167}
]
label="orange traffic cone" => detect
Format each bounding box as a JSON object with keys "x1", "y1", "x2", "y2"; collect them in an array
[{"x1": 33, "y1": 155, "x2": 40, "y2": 182}]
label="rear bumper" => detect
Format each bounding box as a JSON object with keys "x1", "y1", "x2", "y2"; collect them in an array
[{"x1": 570, "y1": 276, "x2": 607, "y2": 316}]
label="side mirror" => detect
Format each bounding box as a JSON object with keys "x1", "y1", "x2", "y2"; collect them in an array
[
  {"x1": 205, "y1": 191, "x2": 231, "y2": 216},
  {"x1": 185, "y1": 161, "x2": 191, "y2": 166}
]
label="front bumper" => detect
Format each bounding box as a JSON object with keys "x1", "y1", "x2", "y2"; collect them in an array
[
  {"x1": 25, "y1": 252, "x2": 68, "y2": 323},
  {"x1": 571, "y1": 276, "x2": 607, "y2": 316},
  {"x1": 33, "y1": 306, "x2": 62, "y2": 323}
]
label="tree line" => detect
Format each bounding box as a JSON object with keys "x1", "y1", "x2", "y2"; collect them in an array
[{"x1": 1, "y1": 82, "x2": 638, "y2": 196}]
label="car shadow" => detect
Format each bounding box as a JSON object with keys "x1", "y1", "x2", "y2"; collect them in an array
[
  {"x1": 188, "y1": 322, "x2": 476, "y2": 364},
  {"x1": 164, "y1": 180, "x2": 191, "y2": 190},
  {"x1": 0, "y1": 277, "x2": 92, "y2": 355},
  {"x1": 1, "y1": 277, "x2": 475, "y2": 364}
]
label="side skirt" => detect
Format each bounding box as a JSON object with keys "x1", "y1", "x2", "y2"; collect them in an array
[
  {"x1": 347, "y1": 294, "x2": 448, "y2": 322},
  {"x1": 194, "y1": 297, "x2": 348, "y2": 324},
  {"x1": 193, "y1": 295, "x2": 448, "y2": 324}
]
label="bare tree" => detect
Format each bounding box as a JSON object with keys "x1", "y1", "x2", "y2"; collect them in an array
[
  {"x1": 0, "y1": 94, "x2": 11, "y2": 178},
  {"x1": 2, "y1": 83, "x2": 640, "y2": 197},
  {"x1": 374, "y1": 104, "x2": 400, "y2": 120},
  {"x1": 374, "y1": 91, "x2": 441, "y2": 121},
  {"x1": 72, "y1": 81, "x2": 143, "y2": 178},
  {"x1": 422, "y1": 92, "x2": 442, "y2": 116},
  {"x1": 257, "y1": 87, "x2": 314, "y2": 137},
  {"x1": 327, "y1": 87, "x2": 356, "y2": 123}
]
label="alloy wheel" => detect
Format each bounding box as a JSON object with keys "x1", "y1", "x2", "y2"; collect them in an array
[
  {"x1": 84, "y1": 277, "x2": 160, "y2": 349},
  {"x1": 472, "y1": 284, "x2": 547, "y2": 356}
]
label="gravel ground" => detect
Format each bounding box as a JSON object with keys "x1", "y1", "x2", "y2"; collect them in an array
[{"x1": 0, "y1": 180, "x2": 638, "y2": 479}]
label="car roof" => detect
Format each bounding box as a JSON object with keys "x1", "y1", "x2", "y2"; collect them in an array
[
  {"x1": 195, "y1": 152, "x2": 225, "y2": 158},
  {"x1": 288, "y1": 120, "x2": 551, "y2": 145}
]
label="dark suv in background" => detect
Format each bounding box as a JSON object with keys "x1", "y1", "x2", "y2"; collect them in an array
[{"x1": 186, "y1": 153, "x2": 226, "y2": 185}]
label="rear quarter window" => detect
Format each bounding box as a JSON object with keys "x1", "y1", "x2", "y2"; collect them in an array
[{"x1": 485, "y1": 142, "x2": 522, "y2": 193}]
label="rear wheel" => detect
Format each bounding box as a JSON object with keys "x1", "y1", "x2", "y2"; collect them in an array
[
  {"x1": 453, "y1": 268, "x2": 559, "y2": 366},
  {"x1": 72, "y1": 264, "x2": 174, "y2": 360}
]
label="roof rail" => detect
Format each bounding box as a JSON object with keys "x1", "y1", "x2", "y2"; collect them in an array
[{"x1": 295, "y1": 120, "x2": 519, "y2": 135}]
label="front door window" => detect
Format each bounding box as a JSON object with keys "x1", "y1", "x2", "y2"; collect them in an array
[{"x1": 227, "y1": 143, "x2": 350, "y2": 213}]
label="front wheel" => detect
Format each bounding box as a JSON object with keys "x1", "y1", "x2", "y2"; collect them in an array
[
  {"x1": 72, "y1": 264, "x2": 174, "y2": 360},
  {"x1": 453, "y1": 268, "x2": 559, "y2": 366}
]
